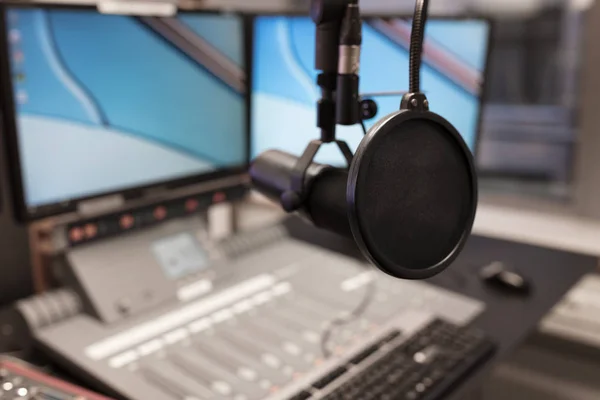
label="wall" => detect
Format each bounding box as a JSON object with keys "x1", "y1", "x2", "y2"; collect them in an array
[{"x1": 575, "y1": 0, "x2": 600, "y2": 217}]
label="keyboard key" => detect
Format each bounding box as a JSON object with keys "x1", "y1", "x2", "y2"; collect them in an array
[
  {"x1": 290, "y1": 391, "x2": 312, "y2": 400},
  {"x1": 312, "y1": 366, "x2": 347, "y2": 389}
]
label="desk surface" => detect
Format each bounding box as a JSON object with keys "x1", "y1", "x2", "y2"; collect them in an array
[
  {"x1": 281, "y1": 216, "x2": 598, "y2": 399},
  {"x1": 473, "y1": 201, "x2": 600, "y2": 258}
]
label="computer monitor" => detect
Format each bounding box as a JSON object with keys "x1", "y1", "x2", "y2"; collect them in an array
[
  {"x1": 251, "y1": 15, "x2": 491, "y2": 166},
  {"x1": 0, "y1": 7, "x2": 248, "y2": 221}
]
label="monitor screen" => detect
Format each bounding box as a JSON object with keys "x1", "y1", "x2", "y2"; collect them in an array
[
  {"x1": 251, "y1": 16, "x2": 491, "y2": 166},
  {"x1": 3, "y1": 7, "x2": 247, "y2": 216}
]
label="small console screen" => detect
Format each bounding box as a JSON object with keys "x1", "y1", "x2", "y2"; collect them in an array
[{"x1": 152, "y1": 233, "x2": 208, "y2": 279}]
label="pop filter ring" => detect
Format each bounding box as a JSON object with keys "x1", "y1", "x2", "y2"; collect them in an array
[{"x1": 347, "y1": 103, "x2": 478, "y2": 280}]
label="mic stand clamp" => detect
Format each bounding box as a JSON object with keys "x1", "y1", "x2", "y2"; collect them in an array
[
  {"x1": 280, "y1": 0, "x2": 354, "y2": 215},
  {"x1": 359, "y1": 98, "x2": 378, "y2": 121},
  {"x1": 282, "y1": 73, "x2": 353, "y2": 213},
  {"x1": 316, "y1": 72, "x2": 337, "y2": 143},
  {"x1": 281, "y1": 138, "x2": 352, "y2": 213},
  {"x1": 400, "y1": 92, "x2": 430, "y2": 112}
]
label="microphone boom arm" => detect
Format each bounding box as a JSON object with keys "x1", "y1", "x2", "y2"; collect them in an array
[{"x1": 282, "y1": 0, "x2": 358, "y2": 213}]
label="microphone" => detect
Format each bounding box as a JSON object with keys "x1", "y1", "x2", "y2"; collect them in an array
[
  {"x1": 251, "y1": 150, "x2": 351, "y2": 238},
  {"x1": 336, "y1": 3, "x2": 361, "y2": 126},
  {"x1": 250, "y1": 111, "x2": 478, "y2": 281}
]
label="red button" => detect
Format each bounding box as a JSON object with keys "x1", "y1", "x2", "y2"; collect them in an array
[
  {"x1": 69, "y1": 227, "x2": 84, "y2": 242},
  {"x1": 185, "y1": 199, "x2": 199, "y2": 212},
  {"x1": 120, "y1": 214, "x2": 134, "y2": 229},
  {"x1": 84, "y1": 223, "x2": 97, "y2": 239},
  {"x1": 213, "y1": 192, "x2": 226, "y2": 203},
  {"x1": 153, "y1": 206, "x2": 167, "y2": 221}
]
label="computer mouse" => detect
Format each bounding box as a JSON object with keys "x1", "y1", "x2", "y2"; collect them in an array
[{"x1": 480, "y1": 262, "x2": 531, "y2": 295}]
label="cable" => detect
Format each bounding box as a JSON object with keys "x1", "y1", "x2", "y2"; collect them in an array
[
  {"x1": 408, "y1": 0, "x2": 430, "y2": 94},
  {"x1": 320, "y1": 271, "x2": 377, "y2": 358},
  {"x1": 360, "y1": 119, "x2": 368, "y2": 135}
]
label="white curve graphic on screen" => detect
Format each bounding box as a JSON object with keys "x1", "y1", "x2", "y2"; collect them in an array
[
  {"x1": 35, "y1": 10, "x2": 103, "y2": 125},
  {"x1": 275, "y1": 18, "x2": 319, "y2": 102}
]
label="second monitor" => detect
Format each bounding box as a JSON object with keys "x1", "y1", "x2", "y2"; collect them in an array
[
  {"x1": 251, "y1": 15, "x2": 491, "y2": 166},
  {"x1": 1, "y1": 7, "x2": 248, "y2": 221}
]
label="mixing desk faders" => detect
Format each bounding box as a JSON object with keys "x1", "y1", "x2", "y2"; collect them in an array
[{"x1": 14, "y1": 225, "x2": 495, "y2": 400}]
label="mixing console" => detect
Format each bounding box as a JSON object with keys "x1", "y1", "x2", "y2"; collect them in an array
[{"x1": 15, "y1": 227, "x2": 494, "y2": 400}]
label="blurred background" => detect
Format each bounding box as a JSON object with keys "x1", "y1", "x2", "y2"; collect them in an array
[{"x1": 1, "y1": 1, "x2": 600, "y2": 400}]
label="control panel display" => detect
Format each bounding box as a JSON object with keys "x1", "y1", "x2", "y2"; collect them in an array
[{"x1": 152, "y1": 233, "x2": 208, "y2": 280}]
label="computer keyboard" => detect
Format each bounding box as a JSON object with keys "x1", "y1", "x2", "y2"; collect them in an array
[{"x1": 313, "y1": 319, "x2": 495, "y2": 400}]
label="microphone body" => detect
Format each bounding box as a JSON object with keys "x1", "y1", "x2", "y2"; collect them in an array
[{"x1": 250, "y1": 150, "x2": 351, "y2": 238}]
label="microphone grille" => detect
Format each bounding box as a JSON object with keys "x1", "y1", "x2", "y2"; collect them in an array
[{"x1": 349, "y1": 113, "x2": 476, "y2": 279}]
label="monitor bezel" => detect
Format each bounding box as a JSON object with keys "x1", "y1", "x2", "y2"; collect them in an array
[
  {"x1": 0, "y1": 3, "x2": 252, "y2": 222},
  {"x1": 246, "y1": 12, "x2": 494, "y2": 165}
]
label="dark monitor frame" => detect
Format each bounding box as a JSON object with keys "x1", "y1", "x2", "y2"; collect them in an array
[
  {"x1": 0, "y1": 3, "x2": 252, "y2": 222},
  {"x1": 245, "y1": 12, "x2": 494, "y2": 164}
]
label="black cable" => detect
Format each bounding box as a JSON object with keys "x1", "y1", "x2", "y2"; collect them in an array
[
  {"x1": 320, "y1": 272, "x2": 377, "y2": 358},
  {"x1": 360, "y1": 119, "x2": 368, "y2": 135},
  {"x1": 409, "y1": 0, "x2": 430, "y2": 94}
]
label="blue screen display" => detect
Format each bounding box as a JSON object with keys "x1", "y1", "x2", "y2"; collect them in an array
[
  {"x1": 5, "y1": 8, "x2": 247, "y2": 209},
  {"x1": 251, "y1": 16, "x2": 490, "y2": 165}
]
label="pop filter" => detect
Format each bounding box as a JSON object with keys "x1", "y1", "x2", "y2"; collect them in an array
[
  {"x1": 347, "y1": 106, "x2": 477, "y2": 279},
  {"x1": 251, "y1": 105, "x2": 477, "y2": 280}
]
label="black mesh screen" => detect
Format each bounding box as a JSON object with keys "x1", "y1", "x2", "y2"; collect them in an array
[{"x1": 355, "y1": 119, "x2": 474, "y2": 270}]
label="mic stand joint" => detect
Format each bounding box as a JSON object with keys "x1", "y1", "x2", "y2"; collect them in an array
[
  {"x1": 401, "y1": 92, "x2": 430, "y2": 112},
  {"x1": 280, "y1": 0, "x2": 355, "y2": 214}
]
